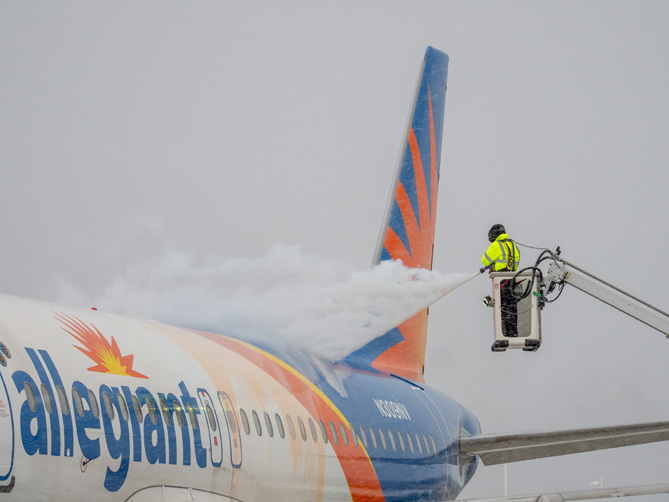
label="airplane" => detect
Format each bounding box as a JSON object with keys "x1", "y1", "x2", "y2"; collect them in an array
[{"x1": 0, "y1": 46, "x2": 668, "y2": 502}]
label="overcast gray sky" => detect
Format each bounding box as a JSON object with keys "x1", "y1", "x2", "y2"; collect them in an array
[{"x1": 2, "y1": 1, "x2": 669, "y2": 499}]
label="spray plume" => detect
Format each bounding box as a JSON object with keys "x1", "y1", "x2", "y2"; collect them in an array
[{"x1": 56, "y1": 245, "x2": 476, "y2": 360}]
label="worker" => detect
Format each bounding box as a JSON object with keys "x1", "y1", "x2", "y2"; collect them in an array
[
  {"x1": 482, "y1": 224, "x2": 520, "y2": 338},
  {"x1": 481, "y1": 224, "x2": 520, "y2": 273}
]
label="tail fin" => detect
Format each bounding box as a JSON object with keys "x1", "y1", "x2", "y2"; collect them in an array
[{"x1": 344, "y1": 47, "x2": 449, "y2": 383}]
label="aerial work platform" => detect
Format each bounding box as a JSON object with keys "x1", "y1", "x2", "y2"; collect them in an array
[
  {"x1": 485, "y1": 248, "x2": 669, "y2": 352},
  {"x1": 488, "y1": 271, "x2": 542, "y2": 352}
]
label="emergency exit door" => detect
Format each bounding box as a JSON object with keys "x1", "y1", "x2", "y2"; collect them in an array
[
  {"x1": 218, "y1": 391, "x2": 242, "y2": 468},
  {"x1": 197, "y1": 389, "x2": 223, "y2": 467},
  {"x1": 0, "y1": 372, "x2": 14, "y2": 489}
]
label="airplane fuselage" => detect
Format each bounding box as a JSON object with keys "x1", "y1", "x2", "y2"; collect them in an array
[{"x1": 0, "y1": 293, "x2": 479, "y2": 501}]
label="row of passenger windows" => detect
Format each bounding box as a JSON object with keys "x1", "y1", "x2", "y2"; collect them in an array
[
  {"x1": 23, "y1": 382, "x2": 438, "y2": 456},
  {"x1": 238, "y1": 408, "x2": 438, "y2": 456}
]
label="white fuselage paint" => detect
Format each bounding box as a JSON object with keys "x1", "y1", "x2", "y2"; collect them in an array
[{"x1": 0, "y1": 294, "x2": 354, "y2": 501}]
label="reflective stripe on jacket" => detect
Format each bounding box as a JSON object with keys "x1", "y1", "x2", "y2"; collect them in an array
[{"x1": 481, "y1": 233, "x2": 520, "y2": 271}]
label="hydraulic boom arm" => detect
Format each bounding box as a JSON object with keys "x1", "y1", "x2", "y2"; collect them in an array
[{"x1": 544, "y1": 256, "x2": 669, "y2": 338}]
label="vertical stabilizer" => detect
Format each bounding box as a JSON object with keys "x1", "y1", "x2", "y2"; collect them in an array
[{"x1": 345, "y1": 47, "x2": 449, "y2": 383}]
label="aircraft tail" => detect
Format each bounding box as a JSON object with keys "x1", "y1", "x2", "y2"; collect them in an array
[{"x1": 343, "y1": 47, "x2": 449, "y2": 383}]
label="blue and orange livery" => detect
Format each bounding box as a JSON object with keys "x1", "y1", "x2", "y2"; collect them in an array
[
  {"x1": 347, "y1": 47, "x2": 449, "y2": 383},
  {"x1": 0, "y1": 47, "x2": 484, "y2": 502},
  {"x1": 0, "y1": 46, "x2": 664, "y2": 502}
]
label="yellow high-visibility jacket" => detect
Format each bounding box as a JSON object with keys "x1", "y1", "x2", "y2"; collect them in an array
[{"x1": 481, "y1": 233, "x2": 520, "y2": 272}]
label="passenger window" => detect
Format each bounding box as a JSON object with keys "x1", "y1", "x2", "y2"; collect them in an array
[
  {"x1": 173, "y1": 400, "x2": 185, "y2": 428},
  {"x1": 358, "y1": 425, "x2": 368, "y2": 449},
  {"x1": 186, "y1": 403, "x2": 198, "y2": 429},
  {"x1": 423, "y1": 435, "x2": 430, "y2": 455},
  {"x1": 319, "y1": 419, "x2": 329, "y2": 444},
  {"x1": 308, "y1": 417, "x2": 318, "y2": 442},
  {"x1": 397, "y1": 431, "x2": 405, "y2": 452},
  {"x1": 88, "y1": 389, "x2": 100, "y2": 419},
  {"x1": 118, "y1": 394, "x2": 129, "y2": 422},
  {"x1": 102, "y1": 391, "x2": 115, "y2": 420},
  {"x1": 275, "y1": 413, "x2": 285, "y2": 439},
  {"x1": 72, "y1": 387, "x2": 84, "y2": 417},
  {"x1": 40, "y1": 383, "x2": 53, "y2": 414},
  {"x1": 146, "y1": 397, "x2": 157, "y2": 425},
  {"x1": 132, "y1": 395, "x2": 144, "y2": 423},
  {"x1": 329, "y1": 421, "x2": 338, "y2": 445},
  {"x1": 239, "y1": 408, "x2": 250, "y2": 435},
  {"x1": 159, "y1": 398, "x2": 171, "y2": 427},
  {"x1": 56, "y1": 385, "x2": 69, "y2": 416},
  {"x1": 406, "y1": 432, "x2": 415, "y2": 453},
  {"x1": 286, "y1": 415, "x2": 296, "y2": 440},
  {"x1": 339, "y1": 423, "x2": 349, "y2": 446},
  {"x1": 264, "y1": 412, "x2": 274, "y2": 438},
  {"x1": 252, "y1": 410, "x2": 262, "y2": 436},
  {"x1": 224, "y1": 405, "x2": 237, "y2": 434},
  {"x1": 368, "y1": 426, "x2": 378, "y2": 449},
  {"x1": 430, "y1": 435, "x2": 437, "y2": 456},
  {"x1": 387, "y1": 429, "x2": 396, "y2": 451},
  {"x1": 378, "y1": 428, "x2": 387, "y2": 450},
  {"x1": 205, "y1": 404, "x2": 216, "y2": 431},
  {"x1": 350, "y1": 424, "x2": 358, "y2": 447},
  {"x1": 297, "y1": 416, "x2": 307, "y2": 441},
  {"x1": 415, "y1": 433, "x2": 423, "y2": 454}
]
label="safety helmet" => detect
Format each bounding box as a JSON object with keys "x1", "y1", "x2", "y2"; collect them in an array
[{"x1": 488, "y1": 224, "x2": 506, "y2": 242}]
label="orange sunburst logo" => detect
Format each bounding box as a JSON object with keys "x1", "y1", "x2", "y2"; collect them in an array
[
  {"x1": 55, "y1": 312, "x2": 149, "y2": 379},
  {"x1": 382, "y1": 85, "x2": 438, "y2": 270}
]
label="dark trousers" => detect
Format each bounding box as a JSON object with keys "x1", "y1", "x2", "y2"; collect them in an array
[{"x1": 500, "y1": 280, "x2": 518, "y2": 337}]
